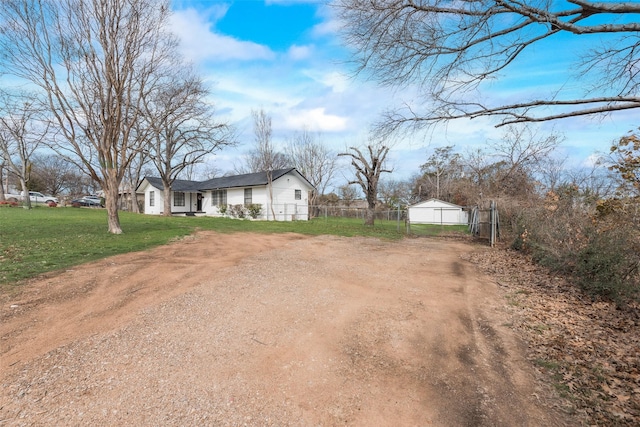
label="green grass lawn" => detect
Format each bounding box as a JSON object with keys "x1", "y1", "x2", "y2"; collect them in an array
[{"x1": 0, "y1": 206, "x2": 466, "y2": 287}]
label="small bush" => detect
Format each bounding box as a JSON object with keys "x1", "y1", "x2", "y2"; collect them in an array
[
  {"x1": 510, "y1": 188, "x2": 593, "y2": 271},
  {"x1": 509, "y1": 189, "x2": 640, "y2": 305},
  {"x1": 228, "y1": 204, "x2": 246, "y2": 219},
  {"x1": 48, "y1": 201, "x2": 57, "y2": 208},
  {"x1": 0, "y1": 200, "x2": 19, "y2": 208},
  {"x1": 247, "y1": 203, "x2": 262, "y2": 219},
  {"x1": 575, "y1": 226, "x2": 640, "y2": 304},
  {"x1": 218, "y1": 204, "x2": 227, "y2": 216}
]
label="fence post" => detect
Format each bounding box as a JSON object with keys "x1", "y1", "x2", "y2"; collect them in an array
[{"x1": 490, "y1": 200, "x2": 496, "y2": 247}]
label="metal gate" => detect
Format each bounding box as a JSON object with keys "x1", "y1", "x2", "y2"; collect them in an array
[{"x1": 469, "y1": 201, "x2": 500, "y2": 247}]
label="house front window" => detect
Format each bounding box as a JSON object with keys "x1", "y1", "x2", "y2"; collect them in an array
[
  {"x1": 149, "y1": 191, "x2": 155, "y2": 207},
  {"x1": 212, "y1": 189, "x2": 227, "y2": 207},
  {"x1": 244, "y1": 188, "x2": 252, "y2": 206},
  {"x1": 174, "y1": 191, "x2": 185, "y2": 207},
  {"x1": 295, "y1": 189, "x2": 301, "y2": 200}
]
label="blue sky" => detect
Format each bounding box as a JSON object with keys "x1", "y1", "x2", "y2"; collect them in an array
[{"x1": 169, "y1": 0, "x2": 638, "y2": 183}]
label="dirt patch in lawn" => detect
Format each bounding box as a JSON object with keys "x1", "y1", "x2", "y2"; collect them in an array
[{"x1": 1, "y1": 232, "x2": 574, "y2": 426}]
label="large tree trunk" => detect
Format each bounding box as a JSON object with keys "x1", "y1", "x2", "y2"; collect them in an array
[
  {"x1": 0, "y1": 164, "x2": 5, "y2": 202},
  {"x1": 267, "y1": 171, "x2": 276, "y2": 220},
  {"x1": 309, "y1": 190, "x2": 318, "y2": 219},
  {"x1": 130, "y1": 192, "x2": 140, "y2": 214},
  {"x1": 163, "y1": 183, "x2": 172, "y2": 217},
  {"x1": 104, "y1": 175, "x2": 122, "y2": 234},
  {"x1": 19, "y1": 177, "x2": 31, "y2": 209},
  {"x1": 365, "y1": 200, "x2": 375, "y2": 226}
]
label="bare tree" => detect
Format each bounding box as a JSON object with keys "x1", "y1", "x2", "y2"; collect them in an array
[
  {"x1": 63, "y1": 171, "x2": 98, "y2": 199},
  {"x1": 339, "y1": 142, "x2": 392, "y2": 226},
  {"x1": 122, "y1": 149, "x2": 150, "y2": 213},
  {"x1": 197, "y1": 163, "x2": 223, "y2": 181},
  {"x1": 239, "y1": 109, "x2": 292, "y2": 219},
  {"x1": 30, "y1": 154, "x2": 80, "y2": 197},
  {"x1": 141, "y1": 69, "x2": 233, "y2": 216},
  {"x1": 286, "y1": 129, "x2": 338, "y2": 215},
  {"x1": 337, "y1": 184, "x2": 359, "y2": 207},
  {"x1": 0, "y1": 0, "x2": 176, "y2": 233},
  {"x1": 378, "y1": 178, "x2": 412, "y2": 209},
  {"x1": 419, "y1": 145, "x2": 462, "y2": 200},
  {"x1": 538, "y1": 156, "x2": 568, "y2": 194},
  {"x1": 237, "y1": 109, "x2": 291, "y2": 175},
  {"x1": 336, "y1": 1, "x2": 640, "y2": 131},
  {"x1": 0, "y1": 91, "x2": 49, "y2": 208},
  {"x1": 461, "y1": 147, "x2": 499, "y2": 200},
  {"x1": 0, "y1": 161, "x2": 6, "y2": 202},
  {"x1": 564, "y1": 161, "x2": 616, "y2": 202},
  {"x1": 491, "y1": 125, "x2": 563, "y2": 190}
]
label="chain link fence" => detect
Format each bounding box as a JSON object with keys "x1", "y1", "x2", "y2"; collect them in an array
[
  {"x1": 309, "y1": 205, "x2": 469, "y2": 236},
  {"x1": 309, "y1": 205, "x2": 406, "y2": 222}
]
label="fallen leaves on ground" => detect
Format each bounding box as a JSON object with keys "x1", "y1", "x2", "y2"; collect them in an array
[{"x1": 464, "y1": 244, "x2": 640, "y2": 426}]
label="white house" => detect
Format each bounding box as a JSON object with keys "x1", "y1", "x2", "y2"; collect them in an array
[
  {"x1": 408, "y1": 198, "x2": 469, "y2": 225},
  {"x1": 136, "y1": 168, "x2": 315, "y2": 221}
]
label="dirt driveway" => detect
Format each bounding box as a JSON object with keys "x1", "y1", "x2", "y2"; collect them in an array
[{"x1": 0, "y1": 232, "x2": 571, "y2": 426}]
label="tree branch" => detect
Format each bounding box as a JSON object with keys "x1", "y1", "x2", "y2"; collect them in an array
[{"x1": 337, "y1": 0, "x2": 640, "y2": 129}]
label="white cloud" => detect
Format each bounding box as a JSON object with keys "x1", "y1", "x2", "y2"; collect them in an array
[
  {"x1": 303, "y1": 70, "x2": 349, "y2": 93},
  {"x1": 213, "y1": 74, "x2": 305, "y2": 110},
  {"x1": 311, "y1": 4, "x2": 341, "y2": 37},
  {"x1": 311, "y1": 19, "x2": 341, "y2": 37},
  {"x1": 170, "y1": 8, "x2": 274, "y2": 62},
  {"x1": 288, "y1": 44, "x2": 313, "y2": 61},
  {"x1": 283, "y1": 108, "x2": 348, "y2": 132}
]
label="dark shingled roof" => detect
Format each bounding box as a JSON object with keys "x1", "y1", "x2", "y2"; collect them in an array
[
  {"x1": 139, "y1": 168, "x2": 313, "y2": 193},
  {"x1": 198, "y1": 168, "x2": 295, "y2": 190},
  {"x1": 143, "y1": 177, "x2": 202, "y2": 192}
]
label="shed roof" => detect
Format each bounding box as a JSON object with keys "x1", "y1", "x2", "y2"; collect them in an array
[{"x1": 409, "y1": 198, "x2": 465, "y2": 209}]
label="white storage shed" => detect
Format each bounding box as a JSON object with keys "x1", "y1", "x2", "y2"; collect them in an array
[{"x1": 408, "y1": 198, "x2": 468, "y2": 225}]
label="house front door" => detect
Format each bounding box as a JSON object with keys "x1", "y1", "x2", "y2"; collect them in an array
[{"x1": 197, "y1": 194, "x2": 203, "y2": 211}]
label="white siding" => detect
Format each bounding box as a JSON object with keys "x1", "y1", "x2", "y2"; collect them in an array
[
  {"x1": 202, "y1": 174, "x2": 310, "y2": 221},
  {"x1": 170, "y1": 191, "x2": 191, "y2": 214},
  {"x1": 268, "y1": 174, "x2": 310, "y2": 221},
  {"x1": 140, "y1": 181, "x2": 163, "y2": 215},
  {"x1": 138, "y1": 170, "x2": 313, "y2": 221},
  {"x1": 139, "y1": 182, "x2": 200, "y2": 215},
  {"x1": 408, "y1": 199, "x2": 468, "y2": 225}
]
